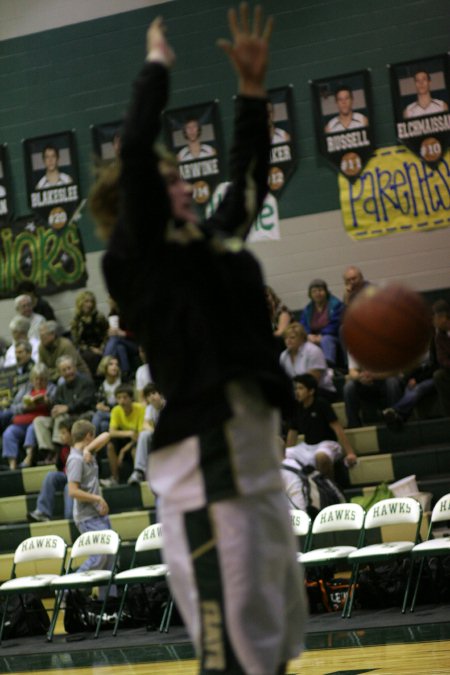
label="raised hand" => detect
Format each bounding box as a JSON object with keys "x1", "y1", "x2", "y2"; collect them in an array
[
  {"x1": 146, "y1": 16, "x2": 175, "y2": 67},
  {"x1": 217, "y1": 3, "x2": 273, "y2": 97}
]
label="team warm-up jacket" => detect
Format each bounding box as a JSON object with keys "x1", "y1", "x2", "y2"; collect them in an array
[{"x1": 103, "y1": 62, "x2": 293, "y2": 450}]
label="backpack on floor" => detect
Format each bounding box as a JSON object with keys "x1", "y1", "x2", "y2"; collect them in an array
[
  {"x1": 0, "y1": 594, "x2": 50, "y2": 638},
  {"x1": 282, "y1": 460, "x2": 345, "y2": 518}
]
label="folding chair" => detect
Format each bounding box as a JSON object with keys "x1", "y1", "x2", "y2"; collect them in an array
[
  {"x1": 344, "y1": 497, "x2": 422, "y2": 618},
  {"x1": 0, "y1": 535, "x2": 67, "y2": 644},
  {"x1": 290, "y1": 508, "x2": 312, "y2": 559},
  {"x1": 112, "y1": 522, "x2": 173, "y2": 635},
  {"x1": 47, "y1": 529, "x2": 120, "y2": 641},
  {"x1": 408, "y1": 493, "x2": 450, "y2": 612}
]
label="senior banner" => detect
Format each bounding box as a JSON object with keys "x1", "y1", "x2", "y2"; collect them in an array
[
  {"x1": 339, "y1": 145, "x2": 450, "y2": 240},
  {"x1": 0, "y1": 145, "x2": 13, "y2": 225}
]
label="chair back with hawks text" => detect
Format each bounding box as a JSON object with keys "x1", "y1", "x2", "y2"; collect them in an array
[
  {"x1": 408, "y1": 493, "x2": 450, "y2": 612},
  {"x1": 47, "y1": 529, "x2": 120, "y2": 641},
  {"x1": 112, "y1": 522, "x2": 173, "y2": 635},
  {"x1": 0, "y1": 535, "x2": 67, "y2": 643},
  {"x1": 290, "y1": 509, "x2": 312, "y2": 559},
  {"x1": 344, "y1": 497, "x2": 422, "y2": 618}
]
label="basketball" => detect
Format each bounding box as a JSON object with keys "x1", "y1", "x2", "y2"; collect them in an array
[{"x1": 342, "y1": 283, "x2": 432, "y2": 372}]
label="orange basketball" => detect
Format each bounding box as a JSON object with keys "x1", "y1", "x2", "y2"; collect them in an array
[{"x1": 342, "y1": 284, "x2": 432, "y2": 372}]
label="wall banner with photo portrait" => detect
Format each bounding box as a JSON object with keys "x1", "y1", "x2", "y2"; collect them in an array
[
  {"x1": 23, "y1": 130, "x2": 82, "y2": 228},
  {"x1": 311, "y1": 70, "x2": 374, "y2": 181},
  {"x1": 338, "y1": 145, "x2": 450, "y2": 241},
  {"x1": 0, "y1": 144, "x2": 13, "y2": 225},
  {"x1": 91, "y1": 120, "x2": 123, "y2": 162},
  {"x1": 267, "y1": 86, "x2": 296, "y2": 194},
  {"x1": 0, "y1": 212, "x2": 87, "y2": 299},
  {"x1": 163, "y1": 101, "x2": 223, "y2": 208},
  {"x1": 389, "y1": 54, "x2": 450, "y2": 169}
]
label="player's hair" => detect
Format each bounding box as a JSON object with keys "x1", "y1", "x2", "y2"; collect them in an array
[
  {"x1": 293, "y1": 373, "x2": 318, "y2": 392},
  {"x1": 334, "y1": 85, "x2": 353, "y2": 98},
  {"x1": 115, "y1": 383, "x2": 135, "y2": 399},
  {"x1": 182, "y1": 118, "x2": 201, "y2": 140},
  {"x1": 42, "y1": 144, "x2": 59, "y2": 158},
  {"x1": 283, "y1": 321, "x2": 307, "y2": 341},
  {"x1": 413, "y1": 69, "x2": 431, "y2": 81},
  {"x1": 71, "y1": 419, "x2": 95, "y2": 443}
]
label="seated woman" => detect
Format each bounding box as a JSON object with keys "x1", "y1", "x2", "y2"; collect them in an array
[
  {"x1": 92, "y1": 356, "x2": 122, "y2": 435},
  {"x1": 2, "y1": 363, "x2": 56, "y2": 469},
  {"x1": 265, "y1": 285, "x2": 293, "y2": 353},
  {"x1": 70, "y1": 290, "x2": 109, "y2": 377},
  {"x1": 300, "y1": 278, "x2": 344, "y2": 367}
]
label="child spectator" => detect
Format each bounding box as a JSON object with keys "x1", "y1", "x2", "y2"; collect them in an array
[
  {"x1": 92, "y1": 356, "x2": 121, "y2": 434},
  {"x1": 128, "y1": 383, "x2": 165, "y2": 484},
  {"x1": 104, "y1": 384, "x2": 145, "y2": 485}
]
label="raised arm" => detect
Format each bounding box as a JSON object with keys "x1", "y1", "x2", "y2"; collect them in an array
[{"x1": 207, "y1": 4, "x2": 273, "y2": 239}]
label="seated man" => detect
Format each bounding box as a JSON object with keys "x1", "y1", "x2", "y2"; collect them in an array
[
  {"x1": 104, "y1": 383, "x2": 145, "y2": 485},
  {"x1": 344, "y1": 353, "x2": 401, "y2": 428},
  {"x1": 432, "y1": 300, "x2": 450, "y2": 417},
  {"x1": 3, "y1": 316, "x2": 39, "y2": 366},
  {"x1": 33, "y1": 355, "x2": 96, "y2": 459},
  {"x1": 285, "y1": 373, "x2": 357, "y2": 480},
  {"x1": 39, "y1": 320, "x2": 91, "y2": 382},
  {"x1": 128, "y1": 382, "x2": 166, "y2": 485},
  {"x1": 280, "y1": 322, "x2": 337, "y2": 401},
  {"x1": 300, "y1": 279, "x2": 344, "y2": 367},
  {"x1": 0, "y1": 340, "x2": 35, "y2": 432}
]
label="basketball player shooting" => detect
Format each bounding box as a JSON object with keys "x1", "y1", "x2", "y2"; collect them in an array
[{"x1": 91, "y1": 4, "x2": 307, "y2": 673}]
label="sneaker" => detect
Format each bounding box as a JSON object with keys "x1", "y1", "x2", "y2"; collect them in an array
[
  {"x1": 127, "y1": 469, "x2": 145, "y2": 485},
  {"x1": 27, "y1": 509, "x2": 50, "y2": 522},
  {"x1": 382, "y1": 408, "x2": 403, "y2": 430},
  {"x1": 99, "y1": 477, "x2": 118, "y2": 488}
]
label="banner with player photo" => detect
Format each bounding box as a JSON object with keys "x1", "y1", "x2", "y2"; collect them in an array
[
  {"x1": 311, "y1": 70, "x2": 374, "y2": 181},
  {"x1": 338, "y1": 145, "x2": 450, "y2": 241},
  {"x1": 0, "y1": 211, "x2": 87, "y2": 299},
  {"x1": 0, "y1": 144, "x2": 13, "y2": 225},
  {"x1": 267, "y1": 86, "x2": 296, "y2": 194},
  {"x1": 91, "y1": 120, "x2": 123, "y2": 161},
  {"x1": 389, "y1": 54, "x2": 450, "y2": 168},
  {"x1": 163, "y1": 101, "x2": 222, "y2": 207},
  {"x1": 206, "y1": 182, "x2": 280, "y2": 242},
  {"x1": 23, "y1": 130, "x2": 81, "y2": 229}
]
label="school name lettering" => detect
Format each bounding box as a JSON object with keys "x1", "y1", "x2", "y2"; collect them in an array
[
  {"x1": 270, "y1": 144, "x2": 292, "y2": 163},
  {"x1": 31, "y1": 184, "x2": 79, "y2": 208},
  {"x1": 0, "y1": 199, "x2": 6, "y2": 215},
  {"x1": 372, "y1": 502, "x2": 412, "y2": 518},
  {"x1": 21, "y1": 537, "x2": 58, "y2": 551},
  {"x1": 143, "y1": 526, "x2": 162, "y2": 540},
  {"x1": 179, "y1": 158, "x2": 219, "y2": 180},
  {"x1": 348, "y1": 155, "x2": 450, "y2": 228},
  {"x1": 319, "y1": 508, "x2": 357, "y2": 524},
  {"x1": 0, "y1": 224, "x2": 85, "y2": 291},
  {"x1": 439, "y1": 499, "x2": 450, "y2": 514},
  {"x1": 327, "y1": 130, "x2": 370, "y2": 153},
  {"x1": 79, "y1": 532, "x2": 112, "y2": 546},
  {"x1": 397, "y1": 114, "x2": 450, "y2": 140}
]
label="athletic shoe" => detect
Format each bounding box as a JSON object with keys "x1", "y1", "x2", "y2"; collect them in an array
[
  {"x1": 127, "y1": 469, "x2": 145, "y2": 485},
  {"x1": 382, "y1": 408, "x2": 404, "y2": 430},
  {"x1": 99, "y1": 477, "x2": 118, "y2": 488},
  {"x1": 28, "y1": 509, "x2": 50, "y2": 522}
]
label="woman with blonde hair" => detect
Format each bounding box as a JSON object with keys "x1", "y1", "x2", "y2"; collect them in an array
[
  {"x1": 92, "y1": 355, "x2": 122, "y2": 434},
  {"x1": 70, "y1": 290, "x2": 108, "y2": 377}
]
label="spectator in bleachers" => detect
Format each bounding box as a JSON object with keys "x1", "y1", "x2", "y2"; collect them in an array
[
  {"x1": 285, "y1": 373, "x2": 357, "y2": 480},
  {"x1": 265, "y1": 285, "x2": 293, "y2": 337},
  {"x1": 92, "y1": 356, "x2": 121, "y2": 434},
  {"x1": 432, "y1": 300, "x2": 450, "y2": 417},
  {"x1": 0, "y1": 340, "x2": 35, "y2": 432},
  {"x1": 135, "y1": 346, "x2": 152, "y2": 403},
  {"x1": 39, "y1": 320, "x2": 91, "y2": 382},
  {"x1": 128, "y1": 382, "x2": 165, "y2": 485},
  {"x1": 382, "y1": 344, "x2": 438, "y2": 429},
  {"x1": 300, "y1": 278, "x2": 344, "y2": 367},
  {"x1": 2, "y1": 363, "x2": 55, "y2": 470},
  {"x1": 33, "y1": 355, "x2": 96, "y2": 461},
  {"x1": 342, "y1": 265, "x2": 370, "y2": 305},
  {"x1": 14, "y1": 294, "x2": 45, "y2": 341},
  {"x1": 28, "y1": 418, "x2": 74, "y2": 522},
  {"x1": 3, "y1": 316, "x2": 39, "y2": 366},
  {"x1": 103, "y1": 298, "x2": 140, "y2": 381},
  {"x1": 70, "y1": 290, "x2": 109, "y2": 378},
  {"x1": 280, "y1": 322, "x2": 337, "y2": 401},
  {"x1": 343, "y1": 352, "x2": 402, "y2": 428},
  {"x1": 16, "y1": 280, "x2": 56, "y2": 322},
  {"x1": 104, "y1": 383, "x2": 145, "y2": 486}
]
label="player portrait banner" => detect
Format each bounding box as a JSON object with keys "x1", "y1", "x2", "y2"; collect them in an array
[
  {"x1": 91, "y1": 120, "x2": 123, "y2": 161},
  {"x1": 206, "y1": 182, "x2": 280, "y2": 242},
  {"x1": 339, "y1": 145, "x2": 450, "y2": 241},
  {"x1": 311, "y1": 70, "x2": 374, "y2": 181},
  {"x1": 267, "y1": 86, "x2": 296, "y2": 194},
  {"x1": 163, "y1": 101, "x2": 222, "y2": 207},
  {"x1": 389, "y1": 54, "x2": 450, "y2": 168},
  {"x1": 0, "y1": 144, "x2": 13, "y2": 224},
  {"x1": 0, "y1": 212, "x2": 87, "y2": 299},
  {"x1": 23, "y1": 130, "x2": 81, "y2": 229}
]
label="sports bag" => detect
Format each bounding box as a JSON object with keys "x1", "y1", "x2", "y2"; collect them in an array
[{"x1": 282, "y1": 460, "x2": 345, "y2": 518}]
